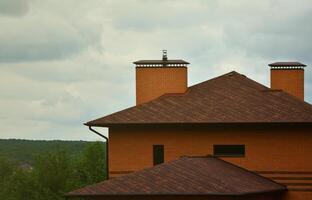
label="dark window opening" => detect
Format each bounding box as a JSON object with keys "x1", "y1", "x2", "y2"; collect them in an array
[
  {"x1": 153, "y1": 145, "x2": 164, "y2": 165},
  {"x1": 213, "y1": 145, "x2": 245, "y2": 157}
]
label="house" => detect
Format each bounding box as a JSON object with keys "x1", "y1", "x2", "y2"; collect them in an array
[{"x1": 66, "y1": 51, "x2": 312, "y2": 200}]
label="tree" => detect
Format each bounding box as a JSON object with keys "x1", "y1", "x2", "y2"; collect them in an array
[
  {"x1": 2, "y1": 169, "x2": 38, "y2": 200},
  {"x1": 74, "y1": 142, "x2": 106, "y2": 186},
  {"x1": 0, "y1": 156, "x2": 14, "y2": 183},
  {"x1": 0, "y1": 156, "x2": 15, "y2": 199},
  {"x1": 0, "y1": 141, "x2": 106, "y2": 200},
  {"x1": 33, "y1": 148, "x2": 71, "y2": 199}
]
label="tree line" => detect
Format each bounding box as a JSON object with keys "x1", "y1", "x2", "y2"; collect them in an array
[{"x1": 0, "y1": 142, "x2": 107, "y2": 200}]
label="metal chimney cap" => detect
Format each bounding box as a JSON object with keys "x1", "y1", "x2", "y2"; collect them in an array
[
  {"x1": 269, "y1": 62, "x2": 306, "y2": 69},
  {"x1": 133, "y1": 50, "x2": 189, "y2": 67},
  {"x1": 133, "y1": 59, "x2": 189, "y2": 66}
]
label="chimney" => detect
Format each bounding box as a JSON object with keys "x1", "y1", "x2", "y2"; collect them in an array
[
  {"x1": 269, "y1": 62, "x2": 307, "y2": 100},
  {"x1": 134, "y1": 50, "x2": 189, "y2": 105}
]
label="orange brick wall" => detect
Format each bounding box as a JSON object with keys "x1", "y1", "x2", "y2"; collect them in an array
[
  {"x1": 136, "y1": 67, "x2": 187, "y2": 105},
  {"x1": 108, "y1": 125, "x2": 312, "y2": 199},
  {"x1": 271, "y1": 69, "x2": 304, "y2": 100},
  {"x1": 109, "y1": 125, "x2": 312, "y2": 172},
  {"x1": 283, "y1": 192, "x2": 312, "y2": 200}
]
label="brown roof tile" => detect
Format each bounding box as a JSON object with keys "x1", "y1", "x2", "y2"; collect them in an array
[
  {"x1": 66, "y1": 156, "x2": 286, "y2": 197},
  {"x1": 86, "y1": 71, "x2": 312, "y2": 127}
]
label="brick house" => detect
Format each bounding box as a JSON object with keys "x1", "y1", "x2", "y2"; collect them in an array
[{"x1": 66, "y1": 52, "x2": 312, "y2": 200}]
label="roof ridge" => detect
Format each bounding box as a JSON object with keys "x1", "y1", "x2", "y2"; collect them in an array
[
  {"x1": 156, "y1": 71, "x2": 245, "y2": 100},
  {"x1": 188, "y1": 71, "x2": 241, "y2": 89}
]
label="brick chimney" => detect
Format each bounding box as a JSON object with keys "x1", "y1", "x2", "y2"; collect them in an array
[
  {"x1": 269, "y1": 62, "x2": 307, "y2": 100},
  {"x1": 134, "y1": 51, "x2": 189, "y2": 105}
]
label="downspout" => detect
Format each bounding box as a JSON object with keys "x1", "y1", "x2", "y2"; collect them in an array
[{"x1": 88, "y1": 126, "x2": 109, "y2": 180}]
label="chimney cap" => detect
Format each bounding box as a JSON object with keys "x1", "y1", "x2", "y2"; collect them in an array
[
  {"x1": 133, "y1": 59, "x2": 189, "y2": 67},
  {"x1": 269, "y1": 62, "x2": 306, "y2": 69},
  {"x1": 133, "y1": 50, "x2": 189, "y2": 67},
  {"x1": 133, "y1": 59, "x2": 189, "y2": 65}
]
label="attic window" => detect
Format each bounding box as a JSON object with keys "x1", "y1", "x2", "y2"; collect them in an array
[
  {"x1": 153, "y1": 145, "x2": 164, "y2": 165},
  {"x1": 213, "y1": 145, "x2": 245, "y2": 157}
]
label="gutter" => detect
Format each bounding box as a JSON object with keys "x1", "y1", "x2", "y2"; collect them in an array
[{"x1": 88, "y1": 126, "x2": 109, "y2": 180}]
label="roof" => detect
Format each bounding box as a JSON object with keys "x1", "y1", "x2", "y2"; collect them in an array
[
  {"x1": 66, "y1": 156, "x2": 286, "y2": 197},
  {"x1": 269, "y1": 62, "x2": 306, "y2": 67},
  {"x1": 86, "y1": 71, "x2": 312, "y2": 127}
]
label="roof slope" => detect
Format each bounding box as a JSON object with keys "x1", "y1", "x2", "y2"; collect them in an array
[
  {"x1": 86, "y1": 71, "x2": 312, "y2": 126},
  {"x1": 66, "y1": 156, "x2": 286, "y2": 197}
]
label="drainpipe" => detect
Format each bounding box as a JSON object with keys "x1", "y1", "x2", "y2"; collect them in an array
[{"x1": 88, "y1": 126, "x2": 109, "y2": 180}]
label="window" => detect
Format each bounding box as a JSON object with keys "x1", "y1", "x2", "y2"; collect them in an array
[
  {"x1": 153, "y1": 145, "x2": 164, "y2": 165},
  {"x1": 213, "y1": 145, "x2": 245, "y2": 157}
]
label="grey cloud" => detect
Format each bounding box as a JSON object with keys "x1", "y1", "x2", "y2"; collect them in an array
[
  {"x1": 220, "y1": 2, "x2": 312, "y2": 62},
  {"x1": 0, "y1": 0, "x2": 29, "y2": 17},
  {"x1": 0, "y1": 39, "x2": 84, "y2": 63},
  {"x1": 0, "y1": 1, "x2": 102, "y2": 63},
  {"x1": 108, "y1": 1, "x2": 217, "y2": 31}
]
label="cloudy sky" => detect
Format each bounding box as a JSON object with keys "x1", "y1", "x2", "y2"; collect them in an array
[{"x1": 1, "y1": 0, "x2": 312, "y2": 141}]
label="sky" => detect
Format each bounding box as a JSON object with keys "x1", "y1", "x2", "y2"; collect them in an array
[{"x1": 0, "y1": 0, "x2": 312, "y2": 141}]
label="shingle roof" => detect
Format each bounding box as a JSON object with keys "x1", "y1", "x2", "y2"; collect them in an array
[
  {"x1": 66, "y1": 156, "x2": 286, "y2": 197},
  {"x1": 86, "y1": 71, "x2": 312, "y2": 127}
]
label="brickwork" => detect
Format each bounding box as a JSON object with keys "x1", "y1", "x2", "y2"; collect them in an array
[
  {"x1": 271, "y1": 69, "x2": 304, "y2": 100},
  {"x1": 283, "y1": 192, "x2": 312, "y2": 200},
  {"x1": 136, "y1": 67, "x2": 187, "y2": 105},
  {"x1": 109, "y1": 125, "x2": 312, "y2": 172}
]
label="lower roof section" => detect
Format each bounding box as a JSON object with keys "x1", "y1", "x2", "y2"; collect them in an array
[{"x1": 66, "y1": 156, "x2": 286, "y2": 197}]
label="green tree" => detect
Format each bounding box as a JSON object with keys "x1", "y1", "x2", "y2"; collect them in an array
[
  {"x1": 0, "y1": 141, "x2": 106, "y2": 200},
  {"x1": 0, "y1": 156, "x2": 15, "y2": 199},
  {"x1": 0, "y1": 156, "x2": 14, "y2": 182},
  {"x1": 33, "y1": 148, "x2": 71, "y2": 199},
  {"x1": 74, "y1": 142, "x2": 106, "y2": 186},
  {"x1": 2, "y1": 169, "x2": 38, "y2": 200}
]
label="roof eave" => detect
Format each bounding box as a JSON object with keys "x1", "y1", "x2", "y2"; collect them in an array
[
  {"x1": 84, "y1": 121, "x2": 312, "y2": 128},
  {"x1": 65, "y1": 189, "x2": 287, "y2": 198}
]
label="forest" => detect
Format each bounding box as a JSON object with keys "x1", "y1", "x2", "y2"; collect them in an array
[{"x1": 0, "y1": 139, "x2": 107, "y2": 200}]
